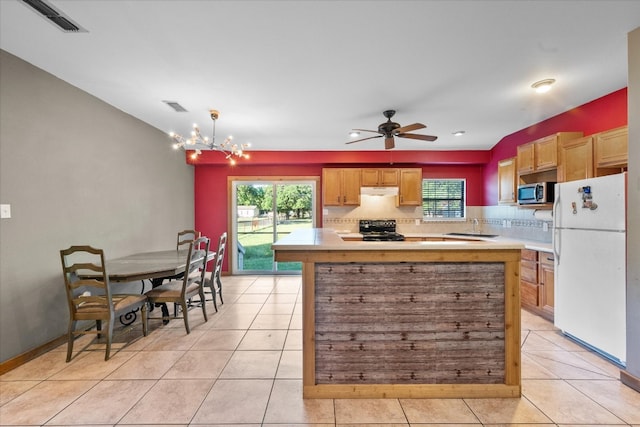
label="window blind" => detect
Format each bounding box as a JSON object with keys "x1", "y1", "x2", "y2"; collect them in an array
[{"x1": 422, "y1": 179, "x2": 465, "y2": 218}]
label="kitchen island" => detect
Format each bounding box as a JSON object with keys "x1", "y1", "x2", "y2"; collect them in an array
[{"x1": 272, "y1": 228, "x2": 524, "y2": 399}]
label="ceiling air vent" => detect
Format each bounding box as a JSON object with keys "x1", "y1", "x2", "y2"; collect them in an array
[
  {"x1": 21, "y1": 0, "x2": 87, "y2": 33},
  {"x1": 162, "y1": 101, "x2": 188, "y2": 113}
]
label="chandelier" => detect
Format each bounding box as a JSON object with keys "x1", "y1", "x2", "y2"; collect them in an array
[{"x1": 169, "y1": 109, "x2": 250, "y2": 164}]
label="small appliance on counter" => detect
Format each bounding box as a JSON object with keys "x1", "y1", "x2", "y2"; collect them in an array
[{"x1": 359, "y1": 219, "x2": 405, "y2": 241}]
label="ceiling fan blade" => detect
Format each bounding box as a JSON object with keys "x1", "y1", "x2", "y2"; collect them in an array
[
  {"x1": 345, "y1": 135, "x2": 383, "y2": 144},
  {"x1": 397, "y1": 133, "x2": 438, "y2": 142},
  {"x1": 385, "y1": 136, "x2": 395, "y2": 150},
  {"x1": 393, "y1": 123, "x2": 425, "y2": 134},
  {"x1": 352, "y1": 128, "x2": 380, "y2": 134}
]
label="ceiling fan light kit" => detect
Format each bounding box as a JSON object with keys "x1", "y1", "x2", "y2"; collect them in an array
[
  {"x1": 346, "y1": 109, "x2": 438, "y2": 150},
  {"x1": 170, "y1": 109, "x2": 251, "y2": 164}
]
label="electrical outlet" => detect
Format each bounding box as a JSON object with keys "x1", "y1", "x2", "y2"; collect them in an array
[
  {"x1": 415, "y1": 219, "x2": 421, "y2": 226},
  {"x1": 543, "y1": 222, "x2": 549, "y2": 232},
  {"x1": 0, "y1": 204, "x2": 11, "y2": 219}
]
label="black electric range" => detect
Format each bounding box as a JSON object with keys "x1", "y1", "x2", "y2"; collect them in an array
[{"x1": 359, "y1": 219, "x2": 405, "y2": 241}]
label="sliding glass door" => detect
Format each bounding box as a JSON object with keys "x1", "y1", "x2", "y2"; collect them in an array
[{"x1": 231, "y1": 180, "x2": 316, "y2": 274}]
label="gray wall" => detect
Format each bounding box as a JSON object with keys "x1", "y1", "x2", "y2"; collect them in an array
[
  {"x1": 625, "y1": 27, "x2": 640, "y2": 381},
  {"x1": 0, "y1": 50, "x2": 195, "y2": 362}
]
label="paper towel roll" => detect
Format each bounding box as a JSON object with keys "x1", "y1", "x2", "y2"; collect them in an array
[{"x1": 533, "y1": 209, "x2": 553, "y2": 221}]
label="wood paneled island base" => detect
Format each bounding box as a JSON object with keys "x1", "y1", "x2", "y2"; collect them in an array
[{"x1": 272, "y1": 229, "x2": 523, "y2": 399}]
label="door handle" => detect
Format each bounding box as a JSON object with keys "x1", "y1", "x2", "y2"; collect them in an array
[{"x1": 552, "y1": 190, "x2": 560, "y2": 265}]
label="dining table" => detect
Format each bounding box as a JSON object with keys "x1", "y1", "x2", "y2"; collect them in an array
[{"x1": 81, "y1": 248, "x2": 215, "y2": 323}]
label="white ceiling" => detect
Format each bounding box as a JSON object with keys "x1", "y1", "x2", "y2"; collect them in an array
[{"x1": 1, "y1": 0, "x2": 639, "y2": 152}]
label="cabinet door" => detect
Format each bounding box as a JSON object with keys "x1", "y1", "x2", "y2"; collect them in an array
[
  {"x1": 595, "y1": 126, "x2": 628, "y2": 168},
  {"x1": 517, "y1": 143, "x2": 535, "y2": 174},
  {"x1": 498, "y1": 157, "x2": 517, "y2": 204},
  {"x1": 398, "y1": 169, "x2": 422, "y2": 206},
  {"x1": 535, "y1": 135, "x2": 558, "y2": 171},
  {"x1": 361, "y1": 169, "x2": 380, "y2": 186},
  {"x1": 322, "y1": 169, "x2": 343, "y2": 206},
  {"x1": 521, "y1": 281, "x2": 539, "y2": 308},
  {"x1": 559, "y1": 136, "x2": 593, "y2": 182},
  {"x1": 520, "y1": 249, "x2": 539, "y2": 308},
  {"x1": 539, "y1": 252, "x2": 555, "y2": 318},
  {"x1": 342, "y1": 169, "x2": 362, "y2": 205},
  {"x1": 379, "y1": 169, "x2": 399, "y2": 186}
]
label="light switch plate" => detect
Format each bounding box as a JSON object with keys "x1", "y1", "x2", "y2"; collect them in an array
[{"x1": 1, "y1": 204, "x2": 11, "y2": 219}]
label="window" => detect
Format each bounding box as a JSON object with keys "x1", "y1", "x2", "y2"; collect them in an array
[{"x1": 422, "y1": 179, "x2": 466, "y2": 219}]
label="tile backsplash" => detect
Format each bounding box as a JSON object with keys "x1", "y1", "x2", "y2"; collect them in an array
[{"x1": 322, "y1": 195, "x2": 552, "y2": 243}]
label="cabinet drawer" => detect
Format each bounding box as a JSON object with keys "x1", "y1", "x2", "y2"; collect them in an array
[
  {"x1": 539, "y1": 252, "x2": 554, "y2": 267},
  {"x1": 521, "y1": 249, "x2": 538, "y2": 261},
  {"x1": 521, "y1": 281, "x2": 539, "y2": 306}
]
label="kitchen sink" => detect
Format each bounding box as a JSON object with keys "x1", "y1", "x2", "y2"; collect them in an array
[{"x1": 445, "y1": 232, "x2": 499, "y2": 238}]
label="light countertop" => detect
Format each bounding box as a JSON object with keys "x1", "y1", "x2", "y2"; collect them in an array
[
  {"x1": 272, "y1": 228, "x2": 530, "y2": 251},
  {"x1": 328, "y1": 231, "x2": 552, "y2": 252}
]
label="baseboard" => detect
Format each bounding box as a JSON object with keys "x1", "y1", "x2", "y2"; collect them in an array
[
  {"x1": 620, "y1": 369, "x2": 640, "y2": 393},
  {"x1": 0, "y1": 335, "x2": 67, "y2": 375}
]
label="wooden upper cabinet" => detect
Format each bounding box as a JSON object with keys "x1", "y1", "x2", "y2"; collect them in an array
[
  {"x1": 341, "y1": 169, "x2": 362, "y2": 205},
  {"x1": 517, "y1": 132, "x2": 583, "y2": 182},
  {"x1": 380, "y1": 169, "x2": 399, "y2": 186},
  {"x1": 559, "y1": 135, "x2": 594, "y2": 182},
  {"x1": 517, "y1": 143, "x2": 535, "y2": 174},
  {"x1": 322, "y1": 169, "x2": 342, "y2": 206},
  {"x1": 595, "y1": 125, "x2": 628, "y2": 169},
  {"x1": 322, "y1": 168, "x2": 361, "y2": 206},
  {"x1": 534, "y1": 135, "x2": 558, "y2": 171},
  {"x1": 498, "y1": 157, "x2": 517, "y2": 205},
  {"x1": 361, "y1": 168, "x2": 399, "y2": 186},
  {"x1": 398, "y1": 168, "x2": 422, "y2": 206}
]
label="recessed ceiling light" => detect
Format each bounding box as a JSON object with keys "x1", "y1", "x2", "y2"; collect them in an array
[
  {"x1": 349, "y1": 131, "x2": 360, "y2": 138},
  {"x1": 531, "y1": 78, "x2": 556, "y2": 93},
  {"x1": 452, "y1": 131, "x2": 465, "y2": 136}
]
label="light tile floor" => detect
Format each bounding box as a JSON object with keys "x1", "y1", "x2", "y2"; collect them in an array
[{"x1": 1, "y1": 275, "x2": 639, "y2": 426}]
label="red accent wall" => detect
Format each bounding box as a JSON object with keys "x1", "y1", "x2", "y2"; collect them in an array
[{"x1": 483, "y1": 88, "x2": 628, "y2": 205}]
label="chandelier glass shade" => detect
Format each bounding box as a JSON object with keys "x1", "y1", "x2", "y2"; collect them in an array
[{"x1": 170, "y1": 109, "x2": 250, "y2": 164}]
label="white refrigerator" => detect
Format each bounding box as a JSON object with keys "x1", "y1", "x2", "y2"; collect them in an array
[{"x1": 553, "y1": 173, "x2": 627, "y2": 366}]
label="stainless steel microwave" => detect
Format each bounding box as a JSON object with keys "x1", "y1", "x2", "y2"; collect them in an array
[{"x1": 517, "y1": 182, "x2": 555, "y2": 205}]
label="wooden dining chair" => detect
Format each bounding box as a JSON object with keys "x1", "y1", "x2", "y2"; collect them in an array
[
  {"x1": 145, "y1": 236, "x2": 210, "y2": 333},
  {"x1": 176, "y1": 229, "x2": 200, "y2": 250},
  {"x1": 60, "y1": 246, "x2": 148, "y2": 362},
  {"x1": 205, "y1": 232, "x2": 227, "y2": 312}
]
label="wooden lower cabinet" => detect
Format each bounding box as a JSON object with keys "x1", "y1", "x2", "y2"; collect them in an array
[
  {"x1": 520, "y1": 248, "x2": 554, "y2": 321},
  {"x1": 539, "y1": 252, "x2": 555, "y2": 319}
]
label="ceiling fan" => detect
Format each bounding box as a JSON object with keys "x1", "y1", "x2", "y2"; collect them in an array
[{"x1": 346, "y1": 110, "x2": 438, "y2": 149}]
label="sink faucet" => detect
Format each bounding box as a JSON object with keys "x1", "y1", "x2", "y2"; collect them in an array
[{"x1": 472, "y1": 218, "x2": 479, "y2": 234}]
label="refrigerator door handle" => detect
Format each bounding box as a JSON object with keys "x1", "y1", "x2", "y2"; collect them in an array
[
  {"x1": 553, "y1": 188, "x2": 560, "y2": 264},
  {"x1": 553, "y1": 227, "x2": 560, "y2": 265}
]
